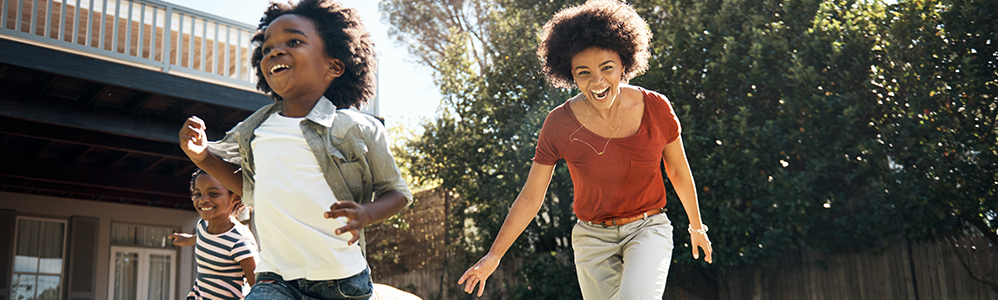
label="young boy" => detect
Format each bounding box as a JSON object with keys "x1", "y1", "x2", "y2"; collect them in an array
[{"x1": 178, "y1": 1, "x2": 412, "y2": 299}]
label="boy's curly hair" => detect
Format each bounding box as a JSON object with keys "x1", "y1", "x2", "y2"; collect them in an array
[
  {"x1": 537, "y1": 0, "x2": 651, "y2": 89},
  {"x1": 250, "y1": 0, "x2": 377, "y2": 109}
]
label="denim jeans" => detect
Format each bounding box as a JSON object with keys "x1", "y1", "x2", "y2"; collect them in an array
[{"x1": 245, "y1": 268, "x2": 373, "y2": 300}]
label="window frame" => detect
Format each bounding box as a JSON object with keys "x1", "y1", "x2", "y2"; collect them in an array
[
  {"x1": 11, "y1": 216, "x2": 69, "y2": 300},
  {"x1": 107, "y1": 245, "x2": 178, "y2": 300}
]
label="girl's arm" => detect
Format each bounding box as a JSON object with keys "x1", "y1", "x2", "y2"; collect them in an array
[
  {"x1": 168, "y1": 233, "x2": 196, "y2": 247},
  {"x1": 662, "y1": 136, "x2": 713, "y2": 263},
  {"x1": 239, "y1": 258, "x2": 257, "y2": 286},
  {"x1": 458, "y1": 162, "x2": 556, "y2": 296}
]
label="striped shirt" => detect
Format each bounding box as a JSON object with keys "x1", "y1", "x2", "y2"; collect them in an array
[{"x1": 187, "y1": 219, "x2": 258, "y2": 300}]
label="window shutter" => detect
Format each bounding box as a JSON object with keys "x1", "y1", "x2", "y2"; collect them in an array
[
  {"x1": 0, "y1": 210, "x2": 14, "y2": 300},
  {"x1": 66, "y1": 216, "x2": 99, "y2": 300}
]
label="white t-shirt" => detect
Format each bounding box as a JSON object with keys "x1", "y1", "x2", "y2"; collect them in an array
[{"x1": 251, "y1": 112, "x2": 366, "y2": 280}]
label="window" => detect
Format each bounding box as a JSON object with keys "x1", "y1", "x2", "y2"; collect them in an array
[
  {"x1": 107, "y1": 223, "x2": 177, "y2": 300},
  {"x1": 12, "y1": 217, "x2": 67, "y2": 300},
  {"x1": 110, "y1": 223, "x2": 176, "y2": 248},
  {"x1": 107, "y1": 247, "x2": 176, "y2": 300}
]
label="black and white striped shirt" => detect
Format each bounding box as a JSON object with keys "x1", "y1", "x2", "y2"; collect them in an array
[{"x1": 187, "y1": 219, "x2": 258, "y2": 300}]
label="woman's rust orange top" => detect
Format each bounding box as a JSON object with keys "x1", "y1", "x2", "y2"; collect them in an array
[{"x1": 533, "y1": 87, "x2": 681, "y2": 223}]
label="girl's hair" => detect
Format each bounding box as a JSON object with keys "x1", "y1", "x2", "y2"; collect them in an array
[
  {"x1": 537, "y1": 0, "x2": 652, "y2": 89},
  {"x1": 190, "y1": 169, "x2": 246, "y2": 217},
  {"x1": 250, "y1": 0, "x2": 377, "y2": 109}
]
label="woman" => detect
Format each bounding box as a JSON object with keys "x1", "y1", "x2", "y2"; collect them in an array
[{"x1": 458, "y1": 0, "x2": 712, "y2": 298}]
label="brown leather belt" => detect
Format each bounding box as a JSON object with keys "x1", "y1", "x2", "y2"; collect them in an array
[{"x1": 582, "y1": 208, "x2": 667, "y2": 227}]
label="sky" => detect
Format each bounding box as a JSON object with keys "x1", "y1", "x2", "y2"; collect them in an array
[{"x1": 165, "y1": 0, "x2": 442, "y2": 130}]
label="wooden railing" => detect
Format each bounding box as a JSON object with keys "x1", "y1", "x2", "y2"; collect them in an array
[{"x1": 1, "y1": 0, "x2": 258, "y2": 88}]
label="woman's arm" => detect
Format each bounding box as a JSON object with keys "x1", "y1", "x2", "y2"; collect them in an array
[
  {"x1": 458, "y1": 162, "x2": 556, "y2": 296},
  {"x1": 239, "y1": 258, "x2": 257, "y2": 286},
  {"x1": 663, "y1": 136, "x2": 713, "y2": 263}
]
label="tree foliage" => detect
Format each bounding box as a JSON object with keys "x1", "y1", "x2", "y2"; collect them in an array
[
  {"x1": 870, "y1": 0, "x2": 997, "y2": 245},
  {"x1": 382, "y1": 0, "x2": 582, "y2": 296},
  {"x1": 382, "y1": 0, "x2": 996, "y2": 296}
]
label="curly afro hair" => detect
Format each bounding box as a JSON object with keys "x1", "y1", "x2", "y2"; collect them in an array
[
  {"x1": 537, "y1": 0, "x2": 651, "y2": 90},
  {"x1": 250, "y1": 0, "x2": 377, "y2": 109}
]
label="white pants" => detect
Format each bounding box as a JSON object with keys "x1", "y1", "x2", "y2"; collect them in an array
[{"x1": 572, "y1": 213, "x2": 674, "y2": 300}]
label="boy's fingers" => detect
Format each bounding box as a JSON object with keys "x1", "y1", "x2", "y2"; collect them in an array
[
  {"x1": 187, "y1": 116, "x2": 205, "y2": 128},
  {"x1": 345, "y1": 229, "x2": 360, "y2": 245},
  {"x1": 329, "y1": 201, "x2": 361, "y2": 210},
  {"x1": 324, "y1": 208, "x2": 357, "y2": 220}
]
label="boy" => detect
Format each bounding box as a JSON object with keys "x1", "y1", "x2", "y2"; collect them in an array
[{"x1": 178, "y1": 1, "x2": 412, "y2": 299}]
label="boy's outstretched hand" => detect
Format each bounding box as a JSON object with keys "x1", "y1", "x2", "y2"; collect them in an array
[
  {"x1": 324, "y1": 201, "x2": 373, "y2": 246},
  {"x1": 179, "y1": 116, "x2": 209, "y2": 163},
  {"x1": 169, "y1": 233, "x2": 195, "y2": 247}
]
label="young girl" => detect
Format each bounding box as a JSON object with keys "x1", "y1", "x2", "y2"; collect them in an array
[{"x1": 171, "y1": 169, "x2": 258, "y2": 300}]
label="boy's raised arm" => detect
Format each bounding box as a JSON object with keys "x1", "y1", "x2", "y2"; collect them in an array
[{"x1": 179, "y1": 116, "x2": 243, "y2": 195}]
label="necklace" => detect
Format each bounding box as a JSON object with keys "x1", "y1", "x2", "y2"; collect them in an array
[
  {"x1": 569, "y1": 98, "x2": 623, "y2": 155},
  {"x1": 583, "y1": 99, "x2": 618, "y2": 130}
]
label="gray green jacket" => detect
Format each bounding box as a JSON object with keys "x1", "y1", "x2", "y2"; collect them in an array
[{"x1": 207, "y1": 97, "x2": 413, "y2": 249}]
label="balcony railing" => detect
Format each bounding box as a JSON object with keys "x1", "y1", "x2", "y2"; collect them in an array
[{"x1": 1, "y1": 0, "x2": 258, "y2": 88}]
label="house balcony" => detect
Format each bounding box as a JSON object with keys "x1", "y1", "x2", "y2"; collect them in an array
[{"x1": 0, "y1": 0, "x2": 274, "y2": 209}]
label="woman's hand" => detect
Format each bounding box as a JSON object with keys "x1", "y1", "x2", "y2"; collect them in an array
[
  {"x1": 690, "y1": 230, "x2": 713, "y2": 264},
  {"x1": 458, "y1": 253, "x2": 501, "y2": 297},
  {"x1": 168, "y1": 233, "x2": 195, "y2": 247},
  {"x1": 179, "y1": 116, "x2": 209, "y2": 163}
]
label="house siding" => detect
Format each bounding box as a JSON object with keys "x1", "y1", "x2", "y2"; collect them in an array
[{"x1": 0, "y1": 191, "x2": 199, "y2": 300}]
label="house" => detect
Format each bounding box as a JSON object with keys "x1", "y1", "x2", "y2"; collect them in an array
[{"x1": 0, "y1": 0, "x2": 374, "y2": 299}]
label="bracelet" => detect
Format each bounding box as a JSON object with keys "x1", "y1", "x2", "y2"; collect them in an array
[{"x1": 688, "y1": 224, "x2": 708, "y2": 235}]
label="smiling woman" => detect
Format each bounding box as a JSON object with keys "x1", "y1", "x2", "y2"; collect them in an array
[{"x1": 458, "y1": 0, "x2": 713, "y2": 298}]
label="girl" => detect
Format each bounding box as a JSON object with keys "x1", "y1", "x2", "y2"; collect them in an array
[{"x1": 171, "y1": 169, "x2": 258, "y2": 300}]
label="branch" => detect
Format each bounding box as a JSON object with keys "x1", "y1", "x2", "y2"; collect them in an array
[
  {"x1": 945, "y1": 235, "x2": 998, "y2": 293},
  {"x1": 962, "y1": 213, "x2": 998, "y2": 247}
]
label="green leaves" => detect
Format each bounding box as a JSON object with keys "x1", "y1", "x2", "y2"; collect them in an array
[{"x1": 384, "y1": 0, "x2": 996, "y2": 293}]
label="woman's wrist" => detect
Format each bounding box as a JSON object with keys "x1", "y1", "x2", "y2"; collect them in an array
[{"x1": 688, "y1": 223, "x2": 708, "y2": 235}]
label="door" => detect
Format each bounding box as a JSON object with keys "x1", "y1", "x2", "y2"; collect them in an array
[{"x1": 107, "y1": 246, "x2": 176, "y2": 300}]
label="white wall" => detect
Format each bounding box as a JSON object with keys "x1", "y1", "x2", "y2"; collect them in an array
[{"x1": 0, "y1": 191, "x2": 200, "y2": 300}]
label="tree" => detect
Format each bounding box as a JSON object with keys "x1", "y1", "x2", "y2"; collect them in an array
[
  {"x1": 871, "y1": 0, "x2": 997, "y2": 241},
  {"x1": 633, "y1": 0, "x2": 897, "y2": 269},
  {"x1": 383, "y1": 0, "x2": 997, "y2": 297},
  {"x1": 870, "y1": 0, "x2": 997, "y2": 289},
  {"x1": 382, "y1": 0, "x2": 583, "y2": 297}
]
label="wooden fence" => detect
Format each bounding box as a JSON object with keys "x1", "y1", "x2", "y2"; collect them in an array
[
  {"x1": 369, "y1": 188, "x2": 998, "y2": 299},
  {"x1": 718, "y1": 234, "x2": 996, "y2": 300}
]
